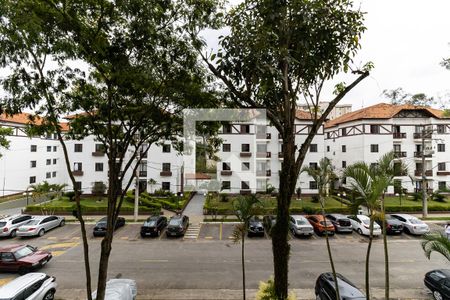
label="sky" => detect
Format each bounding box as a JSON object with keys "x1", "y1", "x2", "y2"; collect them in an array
[{"x1": 203, "y1": 0, "x2": 450, "y2": 110}]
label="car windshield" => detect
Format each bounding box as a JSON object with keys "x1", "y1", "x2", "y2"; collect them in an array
[
  {"x1": 319, "y1": 221, "x2": 331, "y2": 226},
  {"x1": 169, "y1": 218, "x2": 181, "y2": 226},
  {"x1": 408, "y1": 218, "x2": 423, "y2": 224},
  {"x1": 25, "y1": 220, "x2": 41, "y2": 226},
  {"x1": 296, "y1": 219, "x2": 308, "y2": 225},
  {"x1": 14, "y1": 246, "x2": 35, "y2": 259},
  {"x1": 361, "y1": 219, "x2": 370, "y2": 225},
  {"x1": 146, "y1": 220, "x2": 157, "y2": 226},
  {"x1": 0, "y1": 222, "x2": 6, "y2": 228}
]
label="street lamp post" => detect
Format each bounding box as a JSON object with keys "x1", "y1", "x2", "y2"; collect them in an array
[{"x1": 22, "y1": 189, "x2": 32, "y2": 207}]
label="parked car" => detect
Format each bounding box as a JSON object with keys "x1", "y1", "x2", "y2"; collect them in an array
[
  {"x1": 0, "y1": 214, "x2": 33, "y2": 238},
  {"x1": 325, "y1": 214, "x2": 353, "y2": 233},
  {"x1": 306, "y1": 215, "x2": 335, "y2": 236},
  {"x1": 92, "y1": 278, "x2": 137, "y2": 300},
  {"x1": 424, "y1": 269, "x2": 450, "y2": 300},
  {"x1": 289, "y1": 215, "x2": 314, "y2": 236},
  {"x1": 140, "y1": 215, "x2": 167, "y2": 237},
  {"x1": 166, "y1": 215, "x2": 189, "y2": 237},
  {"x1": 17, "y1": 216, "x2": 65, "y2": 238},
  {"x1": 263, "y1": 215, "x2": 276, "y2": 235},
  {"x1": 375, "y1": 214, "x2": 403, "y2": 235},
  {"x1": 391, "y1": 213, "x2": 430, "y2": 235},
  {"x1": 248, "y1": 216, "x2": 264, "y2": 237},
  {"x1": 315, "y1": 272, "x2": 366, "y2": 300},
  {"x1": 93, "y1": 217, "x2": 126, "y2": 237},
  {"x1": 347, "y1": 215, "x2": 381, "y2": 236},
  {"x1": 0, "y1": 272, "x2": 57, "y2": 300},
  {"x1": 0, "y1": 244, "x2": 52, "y2": 274}
]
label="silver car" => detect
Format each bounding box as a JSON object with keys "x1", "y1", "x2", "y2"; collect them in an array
[
  {"x1": 391, "y1": 214, "x2": 429, "y2": 235},
  {"x1": 0, "y1": 214, "x2": 33, "y2": 238},
  {"x1": 289, "y1": 215, "x2": 314, "y2": 236},
  {"x1": 0, "y1": 272, "x2": 57, "y2": 300},
  {"x1": 17, "y1": 216, "x2": 65, "y2": 237}
]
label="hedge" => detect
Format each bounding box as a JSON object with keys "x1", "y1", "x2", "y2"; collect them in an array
[
  {"x1": 25, "y1": 204, "x2": 157, "y2": 214},
  {"x1": 203, "y1": 206, "x2": 350, "y2": 215}
]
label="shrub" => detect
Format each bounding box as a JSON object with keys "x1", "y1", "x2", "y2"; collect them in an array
[
  {"x1": 255, "y1": 277, "x2": 296, "y2": 300},
  {"x1": 63, "y1": 191, "x2": 76, "y2": 201},
  {"x1": 220, "y1": 193, "x2": 228, "y2": 202},
  {"x1": 433, "y1": 193, "x2": 447, "y2": 203},
  {"x1": 154, "y1": 188, "x2": 172, "y2": 197},
  {"x1": 413, "y1": 192, "x2": 421, "y2": 201},
  {"x1": 266, "y1": 184, "x2": 276, "y2": 195},
  {"x1": 91, "y1": 181, "x2": 107, "y2": 197},
  {"x1": 311, "y1": 195, "x2": 319, "y2": 203}
]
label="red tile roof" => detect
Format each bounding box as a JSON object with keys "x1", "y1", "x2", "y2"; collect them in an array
[
  {"x1": 325, "y1": 103, "x2": 445, "y2": 128},
  {"x1": 0, "y1": 113, "x2": 69, "y2": 131}
]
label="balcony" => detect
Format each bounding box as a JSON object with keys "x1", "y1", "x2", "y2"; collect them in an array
[
  {"x1": 256, "y1": 170, "x2": 271, "y2": 177},
  {"x1": 414, "y1": 132, "x2": 432, "y2": 139},
  {"x1": 437, "y1": 171, "x2": 450, "y2": 176},
  {"x1": 240, "y1": 189, "x2": 252, "y2": 195},
  {"x1": 72, "y1": 170, "x2": 84, "y2": 176},
  {"x1": 91, "y1": 151, "x2": 105, "y2": 157},
  {"x1": 393, "y1": 151, "x2": 407, "y2": 158},
  {"x1": 414, "y1": 151, "x2": 432, "y2": 158},
  {"x1": 240, "y1": 152, "x2": 252, "y2": 158},
  {"x1": 220, "y1": 170, "x2": 232, "y2": 176},
  {"x1": 160, "y1": 171, "x2": 172, "y2": 176},
  {"x1": 393, "y1": 132, "x2": 406, "y2": 139},
  {"x1": 256, "y1": 152, "x2": 271, "y2": 158},
  {"x1": 414, "y1": 170, "x2": 433, "y2": 177},
  {"x1": 140, "y1": 152, "x2": 147, "y2": 158},
  {"x1": 139, "y1": 171, "x2": 147, "y2": 177},
  {"x1": 278, "y1": 152, "x2": 284, "y2": 159},
  {"x1": 256, "y1": 133, "x2": 272, "y2": 140},
  {"x1": 394, "y1": 171, "x2": 407, "y2": 176}
]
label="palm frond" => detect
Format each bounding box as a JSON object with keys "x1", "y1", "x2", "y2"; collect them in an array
[
  {"x1": 232, "y1": 223, "x2": 246, "y2": 244},
  {"x1": 422, "y1": 232, "x2": 450, "y2": 261}
]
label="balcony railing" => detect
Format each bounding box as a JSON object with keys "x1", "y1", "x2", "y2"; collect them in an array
[
  {"x1": 414, "y1": 132, "x2": 432, "y2": 139},
  {"x1": 240, "y1": 189, "x2": 252, "y2": 195},
  {"x1": 256, "y1": 152, "x2": 271, "y2": 158},
  {"x1": 415, "y1": 188, "x2": 434, "y2": 194},
  {"x1": 256, "y1": 133, "x2": 272, "y2": 140},
  {"x1": 91, "y1": 151, "x2": 105, "y2": 157},
  {"x1": 278, "y1": 152, "x2": 284, "y2": 159},
  {"x1": 256, "y1": 170, "x2": 271, "y2": 177},
  {"x1": 393, "y1": 151, "x2": 407, "y2": 158},
  {"x1": 139, "y1": 171, "x2": 147, "y2": 177},
  {"x1": 220, "y1": 170, "x2": 232, "y2": 176},
  {"x1": 72, "y1": 170, "x2": 84, "y2": 176},
  {"x1": 240, "y1": 152, "x2": 252, "y2": 157},
  {"x1": 393, "y1": 132, "x2": 406, "y2": 139},
  {"x1": 437, "y1": 171, "x2": 450, "y2": 176},
  {"x1": 414, "y1": 151, "x2": 432, "y2": 158},
  {"x1": 414, "y1": 170, "x2": 433, "y2": 177},
  {"x1": 160, "y1": 171, "x2": 172, "y2": 176}
]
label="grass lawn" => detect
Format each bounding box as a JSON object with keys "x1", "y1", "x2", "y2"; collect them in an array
[{"x1": 383, "y1": 196, "x2": 450, "y2": 208}]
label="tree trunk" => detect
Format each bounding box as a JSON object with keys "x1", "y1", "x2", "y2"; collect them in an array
[
  {"x1": 365, "y1": 216, "x2": 374, "y2": 299},
  {"x1": 242, "y1": 231, "x2": 246, "y2": 300},
  {"x1": 321, "y1": 202, "x2": 340, "y2": 299},
  {"x1": 96, "y1": 233, "x2": 113, "y2": 300},
  {"x1": 382, "y1": 200, "x2": 390, "y2": 299}
]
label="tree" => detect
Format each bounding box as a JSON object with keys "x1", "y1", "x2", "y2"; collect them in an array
[
  {"x1": 0, "y1": 126, "x2": 12, "y2": 158},
  {"x1": 190, "y1": 0, "x2": 370, "y2": 297},
  {"x1": 422, "y1": 232, "x2": 450, "y2": 261},
  {"x1": 0, "y1": 1, "x2": 216, "y2": 299},
  {"x1": 232, "y1": 195, "x2": 262, "y2": 300},
  {"x1": 148, "y1": 179, "x2": 157, "y2": 194},
  {"x1": 91, "y1": 182, "x2": 107, "y2": 198},
  {"x1": 383, "y1": 88, "x2": 434, "y2": 106},
  {"x1": 301, "y1": 158, "x2": 339, "y2": 299},
  {"x1": 343, "y1": 151, "x2": 405, "y2": 299}
]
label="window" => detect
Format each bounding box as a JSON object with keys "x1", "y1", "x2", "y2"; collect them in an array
[
  {"x1": 394, "y1": 144, "x2": 401, "y2": 152},
  {"x1": 241, "y1": 144, "x2": 250, "y2": 152},
  {"x1": 222, "y1": 144, "x2": 231, "y2": 152},
  {"x1": 309, "y1": 144, "x2": 318, "y2": 152},
  {"x1": 53, "y1": 146, "x2": 57, "y2": 152},
  {"x1": 222, "y1": 162, "x2": 231, "y2": 171},
  {"x1": 438, "y1": 144, "x2": 445, "y2": 152},
  {"x1": 309, "y1": 181, "x2": 318, "y2": 189},
  {"x1": 52, "y1": 171, "x2": 56, "y2": 177},
  {"x1": 74, "y1": 162, "x2": 82, "y2": 171},
  {"x1": 437, "y1": 125, "x2": 446, "y2": 134},
  {"x1": 162, "y1": 144, "x2": 171, "y2": 153},
  {"x1": 326, "y1": 146, "x2": 330, "y2": 152},
  {"x1": 162, "y1": 163, "x2": 171, "y2": 172},
  {"x1": 240, "y1": 124, "x2": 250, "y2": 134},
  {"x1": 241, "y1": 181, "x2": 250, "y2": 190},
  {"x1": 327, "y1": 132, "x2": 331, "y2": 139},
  {"x1": 53, "y1": 159, "x2": 57, "y2": 164},
  {"x1": 29, "y1": 176, "x2": 36, "y2": 184},
  {"x1": 162, "y1": 182, "x2": 170, "y2": 191},
  {"x1": 242, "y1": 162, "x2": 250, "y2": 171},
  {"x1": 370, "y1": 125, "x2": 380, "y2": 134},
  {"x1": 95, "y1": 144, "x2": 104, "y2": 152},
  {"x1": 341, "y1": 128, "x2": 347, "y2": 136},
  {"x1": 309, "y1": 162, "x2": 318, "y2": 170},
  {"x1": 370, "y1": 144, "x2": 379, "y2": 153},
  {"x1": 46, "y1": 159, "x2": 51, "y2": 165},
  {"x1": 439, "y1": 181, "x2": 447, "y2": 190},
  {"x1": 46, "y1": 172, "x2": 51, "y2": 179},
  {"x1": 95, "y1": 163, "x2": 104, "y2": 172},
  {"x1": 30, "y1": 145, "x2": 37, "y2": 152},
  {"x1": 221, "y1": 181, "x2": 231, "y2": 190},
  {"x1": 393, "y1": 125, "x2": 401, "y2": 133},
  {"x1": 342, "y1": 145, "x2": 346, "y2": 152},
  {"x1": 438, "y1": 163, "x2": 446, "y2": 171},
  {"x1": 46, "y1": 146, "x2": 51, "y2": 152},
  {"x1": 222, "y1": 124, "x2": 232, "y2": 134},
  {"x1": 74, "y1": 144, "x2": 83, "y2": 152},
  {"x1": 74, "y1": 181, "x2": 82, "y2": 191},
  {"x1": 30, "y1": 161, "x2": 36, "y2": 168},
  {"x1": 415, "y1": 125, "x2": 424, "y2": 133},
  {"x1": 342, "y1": 161, "x2": 347, "y2": 168},
  {"x1": 256, "y1": 144, "x2": 267, "y2": 153}
]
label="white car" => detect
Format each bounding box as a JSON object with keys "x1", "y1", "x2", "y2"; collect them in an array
[
  {"x1": 347, "y1": 215, "x2": 381, "y2": 236},
  {"x1": 391, "y1": 214, "x2": 430, "y2": 235},
  {"x1": 289, "y1": 215, "x2": 314, "y2": 236},
  {"x1": 0, "y1": 272, "x2": 57, "y2": 300},
  {"x1": 92, "y1": 278, "x2": 137, "y2": 300},
  {"x1": 0, "y1": 214, "x2": 33, "y2": 237},
  {"x1": 17, "y1": 215, "x2": 65, "y2": 237}
]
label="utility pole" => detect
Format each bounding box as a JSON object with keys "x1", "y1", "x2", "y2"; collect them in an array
[{"x1": 134, "y1": 152, "x2": 140, "y2": 222}]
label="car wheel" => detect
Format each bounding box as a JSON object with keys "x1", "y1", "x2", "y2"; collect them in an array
[
  {"x1": 404, "y1": 227, "x2": 410, "y2": 234},
  {"x1": 433, "y1": 290, "x2": 443, "y2": 300},
  {"x1": 43, "y1": 290, "x2": 55, "y2": 300},
  {"x1": 10, "y1": 230, "x2": 16, "y2": 238},
  {"x1": 38, "y1": 229, "x2": 45, "y2": 237},
  {"x1": 59, "y1": 220, "x2": 65, "y2": 227},
  {"x1": 315, "y1": 294, "x2": 321, "y2": 300},
  {"x1": 357, "y1": 228, "x2": 363, "y2": 235},
  {"x1": 157, "y1": 230, "x2": 161, "y2": 237},
  {"x1": 18, "y1": 267, "x2": 30, "y2": 275},
  {"x1": 140, "y1": 233, "x2": 145, "y2": 238}
]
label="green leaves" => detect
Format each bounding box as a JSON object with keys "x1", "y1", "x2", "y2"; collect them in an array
[
  {"x1": 0, "y1": 126, "x2": 13, "y2": 158},
  {"x1": 422, "y1": 232, "x2": 450, "y2": 261}
]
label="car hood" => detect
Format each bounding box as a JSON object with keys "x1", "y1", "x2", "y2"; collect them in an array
[
  {"x1": 142, "y1": 222, "x2": 156, "y2": 227},
  {"x1": 19, "y1": 250, "x2": 50, "y2": 263}
]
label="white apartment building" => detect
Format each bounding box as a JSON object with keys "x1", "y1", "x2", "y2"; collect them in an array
[
  {"x1": 298, "y1": 101, "x2": 352, "y2": 120},
  {"x1": 324, "y1": 103, "x2": 450, "y2": 194}
]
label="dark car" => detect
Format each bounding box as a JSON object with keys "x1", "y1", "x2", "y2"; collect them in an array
[
  {"x1": 248, "y1": 216, "x2": 264, "y2": 237},
  {"x1": 315, "y1": 272, "x2": 366, "y2": 300},
  {"x1": 424, "y1": 269, "x2": 450, "y2": 300},
  {"x1": 166, "y1": 215, "x2": 189, "y2": 237},
  {"x1": 326, "y1": 214, "x2": 353, "y2": 233},
  {"x1": 93, "y1": 217, "x2": 125, "y2": 237},
  {"x1": 376, "y1": 214, "x2": 404, "y2": 234},
  {"x1": 263, "y1": 215, "x2": 276, "y2": 235},
  {"x1": 140, "y1": 215, "x2": 167, "y2": 237},
  {"x1": 0, "y1": 244, "x2": 52, "y2": 275}
]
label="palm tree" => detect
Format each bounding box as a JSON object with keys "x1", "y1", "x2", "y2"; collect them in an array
[
  {"x1": 148, "y1": 178, "x2": 156, "y2": 194},
  {"x1": 232, "y1": 195, "x2": 261, "y2": 300},
  {"x1": 302, "y1": 158, "x2": 340, "y2": 299},
  {"x1": 422, "y1": 232, "x2": 450, "y2": 261}
]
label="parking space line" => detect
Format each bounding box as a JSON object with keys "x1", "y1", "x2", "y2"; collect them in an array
[
  {"x1": 47, "y1": 237, "x2": 57, "y2": 240},
  {"x1": 219, "y1": 223, "x2": 222, "y2": 240},
  {"x1": 120, "y1": 237, "x2": 128, "y2": 240},
  {"x1": 52, "y1": 250, "x2": 66, "y2": 257},
  {"x1": 0, "y1": 277, "x2": 15, "y2": 286},
  {"x1": 41, "y1": 242, "x2": 79, "y2": 250},
  {"x1": 205, "y1": 236, "x2": 213, "y2": 240}
]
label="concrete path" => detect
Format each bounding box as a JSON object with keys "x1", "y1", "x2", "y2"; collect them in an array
[{"x1": 183, "y1": 193, "x2": 206, "y2": 223}]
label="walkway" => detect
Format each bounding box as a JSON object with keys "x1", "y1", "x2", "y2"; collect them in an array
[{"x1": 182, "y1": 193, "x2": 206, "y2": 238}]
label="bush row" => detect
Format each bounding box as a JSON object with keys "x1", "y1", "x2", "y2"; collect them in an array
[
  {"x1": 25, "y1": 204, "x2": 157, "y2": 215},
  {"x1": 203, "y1": 206, "x2": 351, "y2": 215}
]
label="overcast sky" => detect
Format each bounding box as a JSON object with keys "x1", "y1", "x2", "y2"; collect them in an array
[{"x1": 204, "y1": 0, "x2": 450, "y2": 110}]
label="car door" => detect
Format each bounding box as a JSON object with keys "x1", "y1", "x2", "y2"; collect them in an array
[
  {"x1": 47, "y1": 216, "x2": 59, "y2": 230},
  {"x1": 0, "y1": 252, "x2": 17, "y2": 271},
  {"x1": 289, "y1": 217, "x2": 295, "y2": 230},
  {"x1": 23, "y1": 278, "x2": 46, "y2": 299},
  {"x1": 441, "y1": 279, "x2": 450, "y2": 297},
  {"x1": 41, "y1": 217, "x2": 52, "y2": 231}
]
